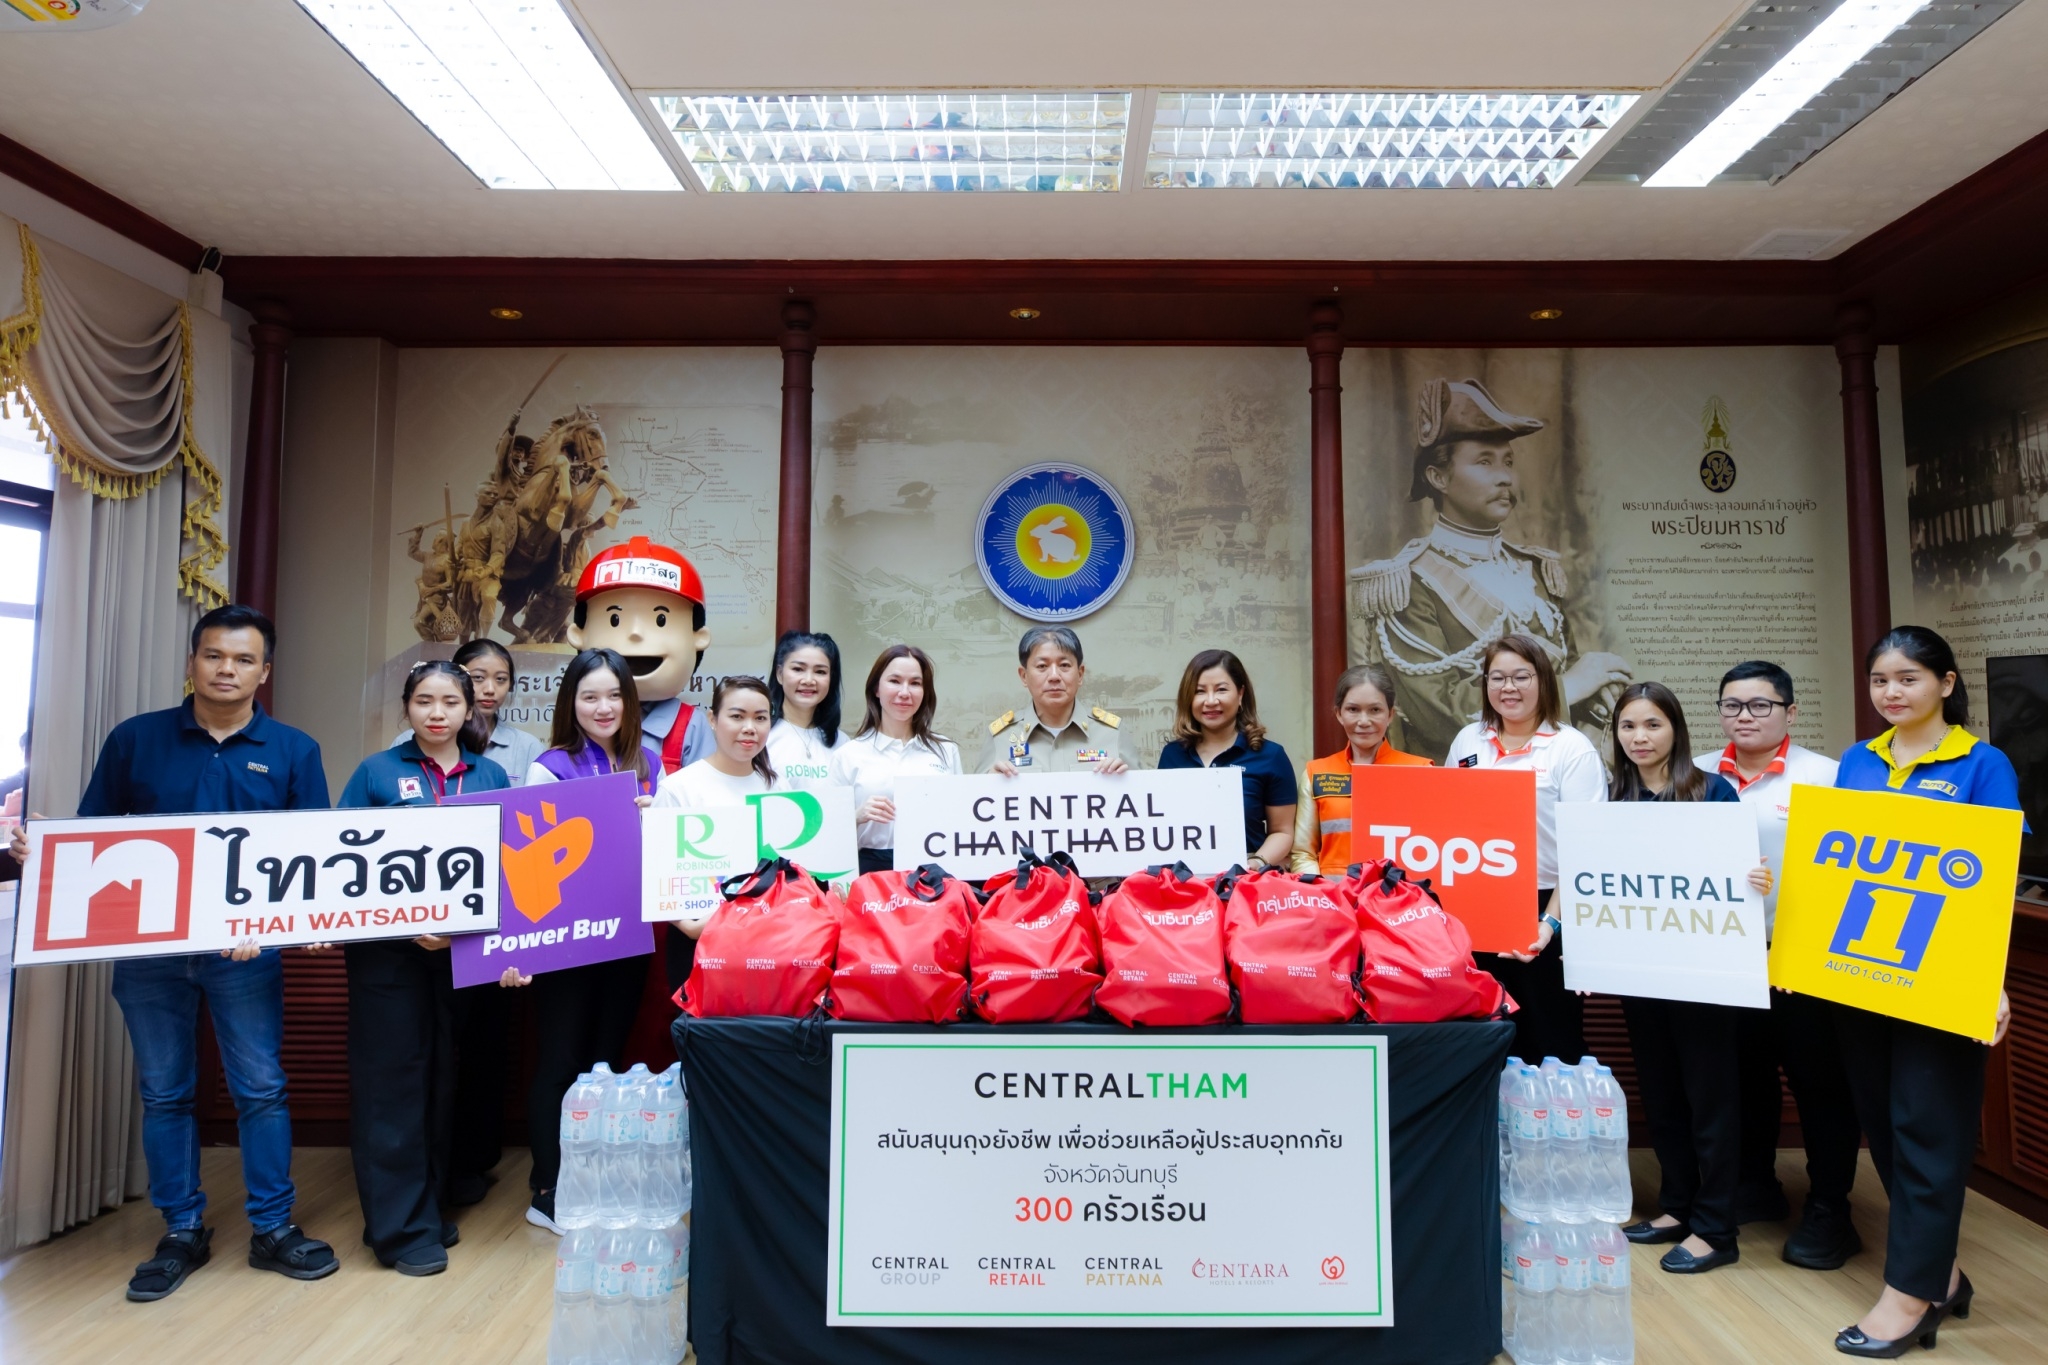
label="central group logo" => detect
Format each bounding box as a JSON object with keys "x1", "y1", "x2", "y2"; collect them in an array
[
  {"x1": 976, "y1": 464, "x2": 1134, "y2": 622},
  {"x1": 34, "y1": 829, "x2": 196, "y2": 951}
]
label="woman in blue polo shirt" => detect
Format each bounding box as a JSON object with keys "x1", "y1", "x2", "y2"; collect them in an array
[
  {"x1": 1829, "y1": 627, "x2": 2016, "y2": 1358},
  {"x1": 1157, "y1": 649, "x2": 1296, "y2": 871},
  {"x1": 338, "y1": 661, "x2": 511, "y2": 1277}
]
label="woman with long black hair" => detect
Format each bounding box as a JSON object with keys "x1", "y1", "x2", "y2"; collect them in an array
[
  {"x1": 1829, "y1": 626, "x2": 2018, "y2": 1357},
  {"x1": 765, "y1": 630, "x2": 847, "y2": 789},
  {"x1": 338, "y1": 661, "x2": 511, "y2": 1275}
]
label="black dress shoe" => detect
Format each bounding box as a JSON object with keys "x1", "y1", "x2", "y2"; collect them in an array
[
  {"x1": 1784, "y1": 1202, "x2": 1863, "y2": 1270},
  {"x1": 1835, "y1": 1305, "x2": 1942, "y2": 1357},
  {"x1": 1623, "y1": 1219, "x2": 1689, "y2": 1245},
  {"x1": 1938, "y1": 1271, "x2": 1974, "y2": 1322},
  {"x1": 1660, "y1": 1242, "x2": 1739, "y2": 1274}
]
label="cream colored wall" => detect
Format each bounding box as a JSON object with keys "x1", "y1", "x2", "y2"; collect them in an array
[{"x1": 272, "y1": 337, "x2": 398, "y2": 800}]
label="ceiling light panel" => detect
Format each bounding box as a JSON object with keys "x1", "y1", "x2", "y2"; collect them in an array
[
  {"x1": 1145, "y1": 92, "x2": 1640, "y2": 189},
  {"x1": 1591, "y1": 0, "x2": 2022, "y2": 187},
  {"x1": 295, "y1": 1, "x2": 680, "y2": 190},
  {"x1": 648, "y1": 92, "x2": 1129, "y2": 192}
]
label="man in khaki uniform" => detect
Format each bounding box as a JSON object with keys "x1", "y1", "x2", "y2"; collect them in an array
[{"x1": 980, "y1": 626, "x2": 1135, "y2": 776}]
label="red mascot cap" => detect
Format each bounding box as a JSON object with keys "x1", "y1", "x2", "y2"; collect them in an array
[{"x1": 575, "y1": 536, "x2": 705, "y2": 606}]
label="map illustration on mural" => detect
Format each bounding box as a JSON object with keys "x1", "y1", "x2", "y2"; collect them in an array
[{"x1": 974, "y1": 463, "x2": 1135, "y2": 622}]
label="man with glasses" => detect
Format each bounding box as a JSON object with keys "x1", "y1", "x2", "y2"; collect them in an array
[{"x1": 1693, "y1": 659, "x2": 1863, "y2": 1272}]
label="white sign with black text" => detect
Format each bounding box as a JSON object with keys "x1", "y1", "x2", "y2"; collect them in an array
[
  {"x1": 891, "y1": 771, "x2": 1247, "y2": 880},
  {"x1": 12, "y1": 807, "x2": 502, "y2": 965},
  {"x1": 827, "y1": 1034, "x2": 1393, "y2": 1328},
  {"x1": 1555, "y1": 801, "x2": 1769, "y2": 1008}
]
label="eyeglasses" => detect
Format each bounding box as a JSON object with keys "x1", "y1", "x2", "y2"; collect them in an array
[
  {"x1": 1486, "y1": 671, "x2": 1537, "y2": 688},
  {"x1": 1718, "y1": 698, "x2": 1789, "y2": 718}
]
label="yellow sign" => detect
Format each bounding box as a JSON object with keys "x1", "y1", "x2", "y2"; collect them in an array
[{"x1": 1771, "y1": 784, "x2": 2021, "y2": 1041}]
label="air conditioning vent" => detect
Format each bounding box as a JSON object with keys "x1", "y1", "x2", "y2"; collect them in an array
[{"x1": 1740, "y1": 228, "x2": 1849, "y2": 260}]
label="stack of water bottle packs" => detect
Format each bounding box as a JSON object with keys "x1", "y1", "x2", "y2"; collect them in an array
[
  {"x1": 548, "y1": 1062, "x2": 693, "y2": 1365},
  {"x1": 1499, "y1": 1056, "x2": 1635, "y2": 1365}
]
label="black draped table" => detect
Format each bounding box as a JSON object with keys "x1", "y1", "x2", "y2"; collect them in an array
[{"x1": 673, "y1": 1016, "x2": 1514, "y2": 1365}]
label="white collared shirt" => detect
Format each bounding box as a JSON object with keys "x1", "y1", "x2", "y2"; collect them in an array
[
  {"x1": 1443, "y1": 721, "x2": 1606, "y2": 889},
  {"x1": 830, "y1": 728, "x2": 963, "y2": 849},
  {"x1": 1694, "y1": 739, "x2": 1838, "y2": 934}
]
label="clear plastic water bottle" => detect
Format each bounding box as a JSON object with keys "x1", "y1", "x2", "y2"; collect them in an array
[
  {"x1": 1587, "y1": 1221, "x2": 1635, "y2": 1364},
  {"x1": 548, "y1": 1226, "x2": 599, "y2": 1365},
  {"x1": 600, "y1": 1069, "x2": 650, "y2": 1227},
  {"x1": 1551, "y1": 1222, "x2": 1595, "y2": 1365},
  {"x1": 665, "y1": 1220, "x2": 692, "y2": 1361},
  {"x1": 556, "y1": 1073, "x2": 606, "y2": 1230},
  {"x1": 1501, "y1": 1211, "x2": 1522, "y2": 1356},
  {"x1": 1576, "y1": 1055, "x2": 1599, "y2": 1084},
  {"x1": 1499, "y1": 1056, "x2": 1525, "y2": 1189},
  {"x1": 1505, "y1": 1066, "x2": 1553, "y2": 1224},
  {"x1": 629, "y1": 1225, "x2": 674, "y2": 1364},
  {"x1": 1511, "y1": 1221, "x2": 1556, "y2": 1365},
  {"x1": 595, "y1": 1226, "x2": 647, "y2": 1363},
  {"x1": 1586, "y1": 1066, "x2": 1633, "y2": 1224},
  {"x1": 1547, "y1": 1064, "x2": 1592, "y2": 1223},
  {"x1": 643, "y1": 1071, "x2": 687, "y2": 1226}
]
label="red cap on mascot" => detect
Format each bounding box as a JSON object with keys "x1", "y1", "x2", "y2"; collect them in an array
[{"x1": 575, "y1": 536, "x2": 705, "y2": 606}]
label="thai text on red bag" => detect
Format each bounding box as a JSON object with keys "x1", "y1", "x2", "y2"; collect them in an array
[
  {"x1": 1095, "y1": 862, "x2": 1232, "y2": 1027},
  {"x1": 1220, "y1": 868, "x2": 1362, "y2": 1024},
  {"x1": 970, "y1": 849, "x2": 1102, "y2": 1024},
  {"x1": 830, "y1": 863, "x2": 976, "y2": 1024},
  {"x1": 1344, "y1": 858, "x2": 1509, "y2": 1023},
  {"x1": 679, "y1": 858, "x2": 839, "y2": 1018}
]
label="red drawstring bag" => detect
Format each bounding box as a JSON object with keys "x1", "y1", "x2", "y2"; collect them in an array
[
  {"x1": 679, "y1": 858, "x2": 840, "y2": 1018},
  {"x1": 970, "y1": 849, "x2": 1101, "y2": 1024},
  {"x1": 830, "y1": 863, "x2": 976, "y2": 1023},
  {"x1": 1095, "y1": 863, "x2": 1232, "y2": 1027},
  {"x1": 1342, "y1": 859, "x2": 1509, "y2": 1023},
  {"x1": 1219, "y1": 869, "x2": 1362, "y2": 1024}
]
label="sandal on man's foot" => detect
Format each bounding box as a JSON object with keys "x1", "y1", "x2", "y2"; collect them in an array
[
  {"x1": 127, "y1": 1227, "x2": 212, "y2": 1302},
  {"x1": 248, "y1": 1224, "x2": 338, "y2": 1281}
]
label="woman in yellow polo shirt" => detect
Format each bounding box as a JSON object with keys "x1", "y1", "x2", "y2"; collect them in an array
[{"x1": 1291, "y1": 663, "x2": 1431, "y2": 874}]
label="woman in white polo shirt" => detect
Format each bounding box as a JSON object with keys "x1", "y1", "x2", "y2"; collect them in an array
[
  {"x1": 1445, "y1": 632, "x2": 1606, "y2": 1062},
  {"x1": 830, "y1": 644, "x2": 962, "y2": 875}
]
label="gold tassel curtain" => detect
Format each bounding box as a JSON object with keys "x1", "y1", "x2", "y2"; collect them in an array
[{"x1": 0, "y1": 219, "x2": 226, "y2": 606}]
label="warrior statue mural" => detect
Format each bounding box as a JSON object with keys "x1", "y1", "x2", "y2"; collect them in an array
[{"x1": 406, "y1": 357, "x2": 637, "y2": 645}]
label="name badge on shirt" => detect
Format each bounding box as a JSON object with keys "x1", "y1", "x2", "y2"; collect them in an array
[
  {"x1": 397, "y1": 776, "x2": 424, "y2": 801},
  {"x1": 1076, "y1": 748, "x2": 1109, "y2": 764},
  {"x1": 246, "y1": 761, "x2": 270, "y2": 774},
  {"x1": 1009, "y1": 742, "x2": 1032, "y2": 767},
  {"x1": 1917, "y1": 778, "x2": 1960, "y2": 797},
  {"x1": 1457, "y1": 754, "x2": 1479, "y2": 768}
]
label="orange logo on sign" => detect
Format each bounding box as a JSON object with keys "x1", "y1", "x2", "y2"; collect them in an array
[
  {"x1": 1350, "y1": 765, "x2": 1537, "y2": 953},
  {"x1": 502, "y1": 800, "x2": 594, "y2": 923}
]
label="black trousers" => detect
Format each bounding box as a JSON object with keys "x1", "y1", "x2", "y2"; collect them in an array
[
  {"x1": 449, "y1": 981, "x2": 510, "y2": 1185},
  {"x1": 1477, "y1": 891, "x2": 1585, "y2": 1064},
  {"x1": 1832, "y1": 1002, "x2": 1987, "y2": 1301},
  {"x1": 1737, "y1": 987, "x2": 1863, "y2": 1211},
  {"x1": 1621, "y1": 994, "x2": 1747, "y2": 1250},
  {"x1": 857, "y1": 847, "x2": 895, "y2": 875},
  {"x1": 665, "y1": 921, "x2": 696, "y2": 996},
  {"x1": 345, "y1": 939, "x2": 456, "y2": 1263},
  {"x1": 527, "y1": 953, "x2": 650, "y2": 1193}
]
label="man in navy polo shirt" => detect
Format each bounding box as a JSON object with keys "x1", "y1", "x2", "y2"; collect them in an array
[{"x1": 13, "y1": 604, "x2": 338, "y2": 1300}]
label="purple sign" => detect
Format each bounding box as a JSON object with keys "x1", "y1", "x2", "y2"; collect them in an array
[{"x1": 447, "y1": 771, "x2": 652, "y2": 988}]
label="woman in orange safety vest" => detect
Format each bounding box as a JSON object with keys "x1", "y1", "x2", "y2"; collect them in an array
[{"x1": 1290, "y1": 663, "x2": 1431, "y2": 874}]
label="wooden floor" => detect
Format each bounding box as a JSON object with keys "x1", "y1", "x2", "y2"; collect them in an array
[{"x1": 0, "y1": 1148, "x2": 2044, "y2": 1363}]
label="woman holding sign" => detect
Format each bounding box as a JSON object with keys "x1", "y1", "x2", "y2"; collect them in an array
[
  {"x1": 1605, "y1": 682, "x2": 1769, "y2": 1276},
  {"x1": 1291, "y1": 663, "x2": 1432, "y2": 875},
  {"x1": 518, "y1": 648, "x2": 661, "y2": 1235},
  {"x1": 1828, "y1": 627, "x2": 2017, "y2": 1357},
  {"x1": 338, "y1": 661, "x2": 512, "y2": 1275},
  {"x1": 1445, "y1": 634, "x2": 1606, "y2": 1064},
  {"x1": 830, "y1": 645, "x2": 963, "y2": 875},
  {"x1": 1157, "y1": 649, "x2": 1296, "y2": 871}
]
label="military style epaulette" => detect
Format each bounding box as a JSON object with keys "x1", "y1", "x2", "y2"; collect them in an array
[
  {"x1": 989, "y1": 711, "x2": 1015, "y2": 735},
  {"x1": 1347, "y1": 538, "x2": 1429, "y2": 616},
  {"x1": 1508, "y1": 541, "x2": 1569, "y2": 597},
  {"x1": 1091, "y1": 707, "x2": 1120, "y2": 728}
]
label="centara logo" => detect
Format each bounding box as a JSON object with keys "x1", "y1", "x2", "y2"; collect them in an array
[
  {"x1": 1366, "y1": 825, "x2": 1516, "y2": 886},
  {"x1": 1814, "y1": 831, "x2": 1981, "y2": 974},
  {"x1": 34, "y1": 829, "x2": 197, "y2": 950},
  {"x1": 1190, "y1": 1258, "x2": 1289, "y2": 1281}
]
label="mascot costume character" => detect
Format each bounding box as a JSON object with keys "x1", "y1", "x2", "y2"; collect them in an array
[{"x1": 566, "y1": 536, "x2": 713, "y2": 773}]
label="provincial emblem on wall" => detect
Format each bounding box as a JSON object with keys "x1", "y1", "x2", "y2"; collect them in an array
[
  {"x1": 975, "y1": 463, "x2": 1135, "y2": 622},
  {"x1": 1699, "y1": 395, "x2": 1737, "y2": 493}
]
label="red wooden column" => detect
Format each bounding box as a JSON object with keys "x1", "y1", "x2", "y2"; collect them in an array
[
  {"x1": 776, "y1": 300, "x2": 818, "y2": 637},
  {"x1": 1835, "y1": 301, "x2": 1891, "y2": 739},
  {"x1": 238, "y1": 303, "x2": 291, "y2": 710},
  {"x1": 1307, "y1": 301, "x2": 1347, "y2": 757}
]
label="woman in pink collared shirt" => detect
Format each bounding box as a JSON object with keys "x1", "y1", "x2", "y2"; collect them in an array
[{"x1": 1444, "y1": 633, "x2": 1607, "y2": 1063}]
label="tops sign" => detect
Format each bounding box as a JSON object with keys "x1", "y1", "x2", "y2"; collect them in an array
[{"x1": 1350, "y1": 764, "x2": 1536, "y2": 953}]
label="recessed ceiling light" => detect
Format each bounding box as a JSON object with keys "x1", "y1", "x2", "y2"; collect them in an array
[
  {"x1": 648, "y1": 92, "x2": 1129, "y2": 193},
  {"x1": 489, "y1": 307, "x2": 524, "y2": 320},
  {"x1": 1646, "y1": 0, "x2": 1934, "y2": 187},
  {"x1": 294, "y1": 1, "x2": 680, "y2": 191},
  {"x1": 1529, "y1": 308, "x2": 1564, "y2": 321},
  {"x1": 1146, "y1": 92, "x2": 1638, "y2": 189},
  {"x1": 1010, "y1": 307, "x2": 1042, "y2": 320}
]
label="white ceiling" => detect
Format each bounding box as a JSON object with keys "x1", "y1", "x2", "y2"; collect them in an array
[{"x1": 0, "y1": 0, "x2": 2044, "y2": 262}]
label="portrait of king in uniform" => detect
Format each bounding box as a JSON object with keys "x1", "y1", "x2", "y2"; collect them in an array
[{"x1": 1347, "y1": 377, "x2": 1631, "y2": 763}]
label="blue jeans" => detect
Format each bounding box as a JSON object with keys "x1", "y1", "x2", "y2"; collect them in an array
[{"x1": 110, "y1": 950, "x2": 296, "y2": 1232}]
